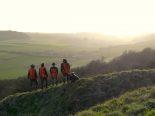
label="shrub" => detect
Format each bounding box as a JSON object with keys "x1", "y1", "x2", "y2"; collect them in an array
[
  {"x1": 77, "y1": 110, "x2": 95, "y2": 116},
  {"x1": 106, "y1": 111, "x2": 123, "y2": 116},
  {"x1": 146, "y1": 109, "x2": 155, "y2": 116},
  {"x1": 144, "y1": 99, "x2": 155, "y2": 109},
  {"x1": 150, "y1": 88, "x2": 155, "y2": 98}
]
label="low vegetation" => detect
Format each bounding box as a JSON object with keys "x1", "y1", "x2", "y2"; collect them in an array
[
  {"x1": 77, "y1": 86, "x2": 155, "y2": 116},
  {"x1": 74, "y1": 48, "x2": 155, "y2": 77},
  {"x1": 0, "y1": 69, "x2": 155, "y2": 115},
  {"x1": 0, "y1": 77, "x2": 31, "y2": 100}
]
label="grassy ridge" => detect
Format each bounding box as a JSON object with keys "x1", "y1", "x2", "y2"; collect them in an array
[
  {"x1": 0, "y1": 78, "x2": 31, "y2": 100},
  {"x1": 77, "y1": 87, "x2": 155, "y2": 116},
  {"x1": 0, "y1": 69, "x2": 155, "y2": 115}
]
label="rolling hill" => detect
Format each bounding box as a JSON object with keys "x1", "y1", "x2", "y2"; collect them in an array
[
  {"x1": 0, "y1": 31, "x2": 30, "y2": 42},
  {"x1": 77, "y1": 86, "x2": 155, "y2": 116},
  {"x1": 0, "y1": 69, "x2": 155, "y2": 115},
  {"x1": 98, "y1": 34, "x2": 155, "y2": 61}
]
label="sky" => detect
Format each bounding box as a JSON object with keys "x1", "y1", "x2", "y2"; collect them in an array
[{"x1": 0, "y1": 0, "x2": 155, "y2": 36}]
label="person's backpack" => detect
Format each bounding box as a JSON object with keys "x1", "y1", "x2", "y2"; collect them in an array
[
  {"x1": 29, "y1": 68, "x2": 36, "y2": 79},
  {"x1": 50, "y1": 68, "x2": 58, "y2": 77},
  {"x1": 39, "y1": 67, "x2": 46, "y2": 78}
]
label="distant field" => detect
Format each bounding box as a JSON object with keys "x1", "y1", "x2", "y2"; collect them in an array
[
  {"x1": 0, "y1": 31, "x2": 121, "y2": 79},
  {"x1": 0, "y1": 38, "x2": 98, "y2": 79},
  {"x1": 0, "y1": 42, "x2": 93, "y2": 79}
]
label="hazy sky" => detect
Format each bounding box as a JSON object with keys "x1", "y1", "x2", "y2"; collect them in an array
[{"x1": 0, "y1": 0, "x2": 155, "y2": 36}]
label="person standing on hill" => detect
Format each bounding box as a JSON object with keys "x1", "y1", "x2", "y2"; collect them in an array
[
  {"x1": 61, "y1": 59, "x2": 70, "y2": 83},
  {"x1": 39, "y1": 63, "x2": 48, "y2": 89},
  {"x1": 28, "y1": 64, "x2": 38, "y2": 89},
  {"x1": 50, "y1": 63, "x2": 58, "y2": 85}
]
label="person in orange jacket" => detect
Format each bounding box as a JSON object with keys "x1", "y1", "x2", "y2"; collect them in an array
[
  {"x1": 39, "y1": 63, "x2": 48, "y2": 89},
  {"x1": 50, "y1": 63, "x2": 58, "y2": 85},
  {"x1": 28, "y1": 64, "x2": 38, "y2": 89},
  {"x1": 61, "y1": 59, "x2": 70, "y2": 83}
]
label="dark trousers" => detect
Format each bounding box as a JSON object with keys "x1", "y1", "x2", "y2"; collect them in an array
[
  {"x1": 62, "y1": 73, "x2": 70, "y2": 83},
  {"x1": 41, "y1": 78, "x2": 47, "y2": 89},
  {"x1": 30, "y1": 79, "x2": 38, "y2": 89}
]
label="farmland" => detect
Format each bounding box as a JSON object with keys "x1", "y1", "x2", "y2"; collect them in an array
[
  {"x1": 1, "y1": 31, "x2": 155, "y2": 79},
  {"x1": 0, "y1": 31, "x2": 113, "y2": 79}
]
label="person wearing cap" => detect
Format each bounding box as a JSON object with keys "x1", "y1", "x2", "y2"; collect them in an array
[
  {"x1": 39, "y1": 63, "x2": 48, "y2": 89},
  {"x1": 28, "y1": 64, "x2": 38, "y2": 89},
  {"x1": 50, "y1": 62, "x2": 58, "y2": 85},
  {"x1": 61, "y1": 59, "x2": 70, "y2": 83}
]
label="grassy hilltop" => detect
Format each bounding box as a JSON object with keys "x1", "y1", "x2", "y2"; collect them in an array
[{"x1": 0, "y1": 69, "x2": 155, "y2": 115}]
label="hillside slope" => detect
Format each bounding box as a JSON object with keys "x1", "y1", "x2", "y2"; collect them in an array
[
  {"x1": 77, "y1": 86, "x2": 155, "y2": 116},
  {"x1": 0, "y1": 69, "x2": 155, "y2": 115},
  {"x1": 0, "y1": 31, "x2": 30, "y2": 41},
  {"x1": 74, "y1": 48, "x2": 155, "y2": 77}
]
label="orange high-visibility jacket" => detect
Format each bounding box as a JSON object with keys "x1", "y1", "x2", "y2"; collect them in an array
[
  {"x1": 50, "y1": 67, "x2": 58, "y2": 78},
  {"x1": 39, "y1": 67, "x2": 48, "y2": 78},
  {"x1": 61, "y1": 63, "x2": 70, "y2": 76},
  {"x1": 28, "y1": 68, "x2": 37, "y2": 79}
]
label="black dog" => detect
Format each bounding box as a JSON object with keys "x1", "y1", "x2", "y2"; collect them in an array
[{"x1": 68, "y1": 72, "x2": 80, "y2": 83}]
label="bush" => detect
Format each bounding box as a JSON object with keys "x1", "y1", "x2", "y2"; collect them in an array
[
  {"x1": 144, "y1": 99, "x2": 155, "y2": 109},
  {"x1": 107, "y1": 111, "x2": 124, "y2": 116},
  {"x1": 125, "y1": 103, "x2": 145, "y2": 115},
  {"x1": 0, "y1": 77, "x2": 31, "y2": 100},
  {"x1": 150, "y1": 88, "x2": 155, "y2": 98},
  {"x1": 146, "y1": 109, "x2": 155, "y2": 116},
  {"x1": 92, "y1": 105, "x2": 109, "y2": 113},
  {"x1": 74, "y1": 48, "x2": 155, "y2": 77}
]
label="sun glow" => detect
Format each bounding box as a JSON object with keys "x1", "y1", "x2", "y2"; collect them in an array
[{"x1": 0, "y1": 0, "x2": 155, "y2": 37}]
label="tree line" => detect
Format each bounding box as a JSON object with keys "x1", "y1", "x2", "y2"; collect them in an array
[{"x1": 73, "y1": 48, "x2": 155, "y2": 77}]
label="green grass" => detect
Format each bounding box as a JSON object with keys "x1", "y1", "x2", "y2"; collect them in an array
[
  {"x1": 77, "y1": 87, "x2": 155, "y2": 116},
  {"x1": 0, "y1": 41, "x2": 93, "y2": 79},
  {"x1": 0, "y1": 69, "x2": 155, "y2": 115},
  {"x1": 0, "y1": 54, "x2": 57, "y2": 79},
  {"x1": 0, "y1": 53, "x2": 91, "y2": 79}
]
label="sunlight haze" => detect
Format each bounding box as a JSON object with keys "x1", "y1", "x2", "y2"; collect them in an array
[{"x1": 0, "y1": 0, "x2": 155, "y2": 37}]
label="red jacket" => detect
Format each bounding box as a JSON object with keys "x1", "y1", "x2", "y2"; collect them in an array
[
  {"x1": 39, "y1": 67, "x2": 48, "y2": 78},
  {"x1": 50, "y1": 67, "x2": 58, "y2": 78},
  {"x1": 28, "y1": 68, "x2": 37, "y2": 79},
  {"x1": 61, "y1": 63, "x2": 70, "y2": 76}
]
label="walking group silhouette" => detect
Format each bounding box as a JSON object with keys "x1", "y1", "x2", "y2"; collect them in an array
[{"x1": 28, "y1": 59, "x2": 79, "y2": 89}]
